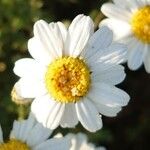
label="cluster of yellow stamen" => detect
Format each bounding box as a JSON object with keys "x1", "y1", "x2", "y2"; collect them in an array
[
  {"x1": 131, "y1": 6, "x2": 150, "y2": 44},
  {"x1": 0, "y1": 139, "x2": 30, "y2": 150},
  {"x1": 45, "y1": 57, "x2": 91, "y2": 103},
  {"x1": 131, "y1": 6, "x2": 150, "y2": 43}
]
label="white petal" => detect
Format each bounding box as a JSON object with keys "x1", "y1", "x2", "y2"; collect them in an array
[
  {"x1": 87, "y1": 43, "x2": 127, "y2": 65},
  {"x1": 65, "y1": 14, "x2": 94, "y2": 57},
  {"x1": 16, "y1": 77, "x2": 46, "y2": 98},
  {"x1": 31, "y1": 95, "x2": 65, "y2": 129},
  {"x1": 128, "y1": 40, "x2": 145, "y2": 70},
  {"x1": 94, "y1": 102, "x2": 122, "y2": 117},
  {"x1": 19, "y1": 113, "x2": 36, "y2": 142},
  {"x1": 136, "y1": 0, "x2": 149, "y2": 7},
  {"x1": 99, "y1": 18, "x2": 131, "y2": 41},
  {"x1": 126, "y1": 0, "x2": 141, "y2": 11},
  {"x1": 88, "y1": 83, "x2": 130, "y2": 107},
  {"x1": 17, "y1": 120, "x2": 27, "y2": 140},
  {"x1": 96, "y1": 147, "x2": 107, "y2": 150},
  {"x1": 33, "y1": 137, "x2": 71, "y2": 150},
  {"x1": 112, "y1": 0, "x2": 140, "y2": 11},
  {"x1": 10, "y1": 117, "x2": 35, "y2": 141},
  {"x1": 144, "y1": 45, "x2": 150, "y2": 73},
  {"x1": 13, "y1": 58, "x2": 46, "y2": 79},
  {"x1": 74, "y1": 133, "x2": 88, "y2": 150},
  {"x1": 80, "y1": 142, "x2": 95, "y2": 149},
  {"x1": 60, "y1": 103, "x2": 78, "y2": 128},
  {"x1": 48, "y1": 22, "x2": 65, "y2": 57},
  {"x1": 10, "y1": 121, "x2": 22, "y2": 140},
  {"x1": 57, "y1": 22, "x2": 67, "y2": 44},
  {"x1": 145, "y1": 0, "x2": 150, "y2": 5},
  {"x1": 53, "y1": 133, "x2": 63, "y2": 138},
  {"x1": 31, "y1": 95, "x2": 56, "y2": 127},
  {"x1": 81, "y1": 26, "x2": 113, "y2": 59},
  {"x1": 91, "y1": 63, "x2": 125, "y2": 85},
  {"x1": 66, "y1": 133, "x2": 87, "y2": 150},
  {"x1": 0, "y1": 125, "x2": 3, "y2": 143},
  {"x1": 26, "y1": 123, "x2": 52, "y2": 147},
  {"x1": 101, "y1": 3, "x2": 131, "y2": 22},
  {"x1": 76, "y1": 98, "x2": 102, "y2": 132},
  {"x1": 13, "y1": 80, "x2": 33, "y2": 104},
  {"x1": 33, "y1": 20, "x2": 62, "y2": 59},
  {"x1": 46, "y1": 102, "x2": 65, "y2": 129},
  {"x1": 112, "y1": 0, "x2": 130, "y2": 9},
  {"x1": 28, "y1": 38, "x2": 52, "y2": 65}
]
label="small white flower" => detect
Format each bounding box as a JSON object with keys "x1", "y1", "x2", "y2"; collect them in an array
[
  {"x1": 0, "y1": 114, "x2": 70, "y2": 150},
  {"x1": 66, "y1": 133, "x2": 106, "y2": 150},
  {"x1": 100, "y1": 0, "x2": 150, "y2": 72},
  {"x1": 14, "y1": 14, "x2": 130, "y2": 132}
]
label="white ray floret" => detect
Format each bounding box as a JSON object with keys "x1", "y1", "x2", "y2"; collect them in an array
[
  {"x1": 0, "y1": 114, "x2": 70, "y2": 150},
  {"x1": 66, "y1": 133, "x2": 106, "y2": 150},
  {"x1": 100, "y1": 0, "x2": 150, "y2": 72},
  {"x1": 14, "y1": 14, "x2": 130, "y2": 132}
]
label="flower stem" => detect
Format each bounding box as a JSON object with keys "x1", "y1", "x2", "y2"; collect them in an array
[{"x1": 18, "y1": 105, "x2": 26, "y2": 120}]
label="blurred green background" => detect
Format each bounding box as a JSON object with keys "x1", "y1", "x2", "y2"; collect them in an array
[{"x1": 0, "y1": 0, "x2": 149, "y2": 149}]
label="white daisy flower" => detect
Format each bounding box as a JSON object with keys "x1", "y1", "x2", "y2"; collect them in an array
[
  {"x1": 13, "y1": 14, "x2": 130, "y2": 132},
  {"x1": 0, "y1": 114, "x2": 70, "y2": 150},
  {"x1": 66, "y1": 133, "x2": 106, "y2": 150},
  {"x1": 100, "y1": 0, "x2": 150, "y2": 72}
]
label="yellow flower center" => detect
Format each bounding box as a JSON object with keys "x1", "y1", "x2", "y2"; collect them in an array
[
  {"x1": 131, "y1": 6, "x2": 150, "y2": 43},
  {"x1": 0, "y1": 139, "x2": 30, "y2": 150},
  {"x1": 45, "y1": 57, "x2": 91, "y2": 103}
]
